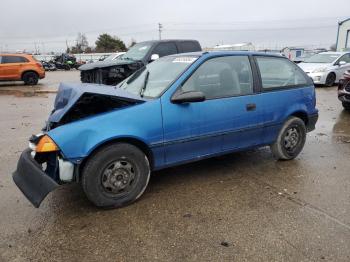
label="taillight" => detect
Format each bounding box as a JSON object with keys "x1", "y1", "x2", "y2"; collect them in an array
[{"x1": 36, "y1": 62, "x2": 43, "y2": 68}]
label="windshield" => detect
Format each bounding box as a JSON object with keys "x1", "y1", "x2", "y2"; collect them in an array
[
  {"x1": 304, "y1": 53, "x2": 340, "y2": 63},
  {"x1": 103, "y1": 54, "x2": 117, "y2": 61},
  {"x1": 122, "y1": 42, "x2": 153, "y2": 61},
  {"x1": 119, "y1": 56, "x2": 198, "y2": 98}
]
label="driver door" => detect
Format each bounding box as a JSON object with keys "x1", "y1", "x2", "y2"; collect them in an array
[
  {"x1": 161, "y1": 55, "x2": 263, "y2": 166},
  {"x1": 148, "y1": 42, "x2": 178, "y2": 62}
]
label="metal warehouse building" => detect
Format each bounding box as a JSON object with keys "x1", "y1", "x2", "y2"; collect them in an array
[{"x1": 336, "y1": 18, "x2": 350, "y2": 51}]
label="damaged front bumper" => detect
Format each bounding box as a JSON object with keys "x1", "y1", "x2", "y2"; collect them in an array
[
  {"x1": 13, "y1": 136, "x2": 76, "y2": 208},
  {"x1": 13, "y1": 148, "x2": 59, "y2": 208}
]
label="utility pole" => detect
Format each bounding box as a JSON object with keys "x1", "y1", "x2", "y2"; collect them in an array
[{"x1": 158, "y1": 23, "x2": 163, "y2": 40}]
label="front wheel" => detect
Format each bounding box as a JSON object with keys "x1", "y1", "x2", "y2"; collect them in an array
[
  {"x1": 82, "y1": 143, "x2": 150, "y2": 208},
  {"x1": 270, "y1": 117, "x2": 306, "y2": 160},
  {"x1": 325, "y1": 73, "x2": 336, "y2": 87}
]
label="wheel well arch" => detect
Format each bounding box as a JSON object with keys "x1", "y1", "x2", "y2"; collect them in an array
[
  {"x1": 21, "y1": 70, "x2": 39, "y2": 80},
  {"x1": 78, "y1": 137, "x2": 155, "y2": 178},
  {"x1": 326, "y1": 71, "x2": 336, "y2": 79},
  {"x1": 290, "y1": 111, "x2": 308, "y2": 125}
]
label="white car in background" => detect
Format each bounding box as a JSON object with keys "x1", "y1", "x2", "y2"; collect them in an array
[{"x1": 298, "y1": 52, "x2": 350, "y2": 86}]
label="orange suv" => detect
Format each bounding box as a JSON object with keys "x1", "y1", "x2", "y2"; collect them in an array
[{"x1": 0, "y1": 54, "x2": 45, "y2": 85}]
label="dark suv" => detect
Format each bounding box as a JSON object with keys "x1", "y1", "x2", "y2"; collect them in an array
[{"x1": 79, "y1": 39, "x2": 201, "y2": 85}]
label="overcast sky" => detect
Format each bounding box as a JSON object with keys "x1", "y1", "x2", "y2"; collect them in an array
[{"x1": 0, "y1": 0, "x2": 349, "y2": 52}]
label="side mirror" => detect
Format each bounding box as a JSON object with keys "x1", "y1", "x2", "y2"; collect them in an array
[
  {"x1": 338, "y1": 61, "x2": 347, "y2": 66},
  {"x1": 150, "y1": 54, "x2": 160, "y2": 61},
  {"x1": 171, "y1": 91, "x2": 205, "y2": 104}
]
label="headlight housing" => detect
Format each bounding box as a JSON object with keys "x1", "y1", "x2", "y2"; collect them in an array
[
  {"x1": 312, "y1": 67, "x2": 327, "y2": 73},
  {"x1": 35, "y1": 135, "x2": 59, "y2": 153}
]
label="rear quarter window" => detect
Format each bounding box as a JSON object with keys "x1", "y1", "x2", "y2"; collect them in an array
[{"x1": 256, "y1": 56, "x2": 309, "y2": 90}]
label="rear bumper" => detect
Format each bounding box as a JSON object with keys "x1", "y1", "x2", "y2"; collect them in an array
[
  {"x1": 306, "y1": 113, "x2": 318, "y2": 132},
  {"x1": 12, "y1": 148, "x2": 59, "y2": 208},
  {"x1": 39, "y1": 70, "x2": 45, "y2": 79}
]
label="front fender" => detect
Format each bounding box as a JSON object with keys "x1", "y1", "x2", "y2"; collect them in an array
[{"x1": 48, "y1": 99, "x2": 163, "y2": 161}]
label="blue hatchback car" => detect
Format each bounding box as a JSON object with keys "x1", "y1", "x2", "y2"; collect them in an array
[{"x1": 13, "y1": 51, "x2": 318, "y2": 208}]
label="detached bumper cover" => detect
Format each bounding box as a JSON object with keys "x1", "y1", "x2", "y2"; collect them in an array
[
  {"x1": 306, "y1": 113, "x2": 318, "y2": 132},
  {"x1": 12, "y1": 148, "x2": 59, "y2": 208}
]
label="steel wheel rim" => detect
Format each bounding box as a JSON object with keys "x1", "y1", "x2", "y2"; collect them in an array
[
  {"x1": 283, "y1": 126, "x2": 300, "y2": 152},
  {"x1": 101, "y1": 159, "x2": 136, "y2": 196}
]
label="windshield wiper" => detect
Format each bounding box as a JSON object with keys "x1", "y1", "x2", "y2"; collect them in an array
[{"x1": 139, "y1": 71, "x2": 149, "y2": 97}]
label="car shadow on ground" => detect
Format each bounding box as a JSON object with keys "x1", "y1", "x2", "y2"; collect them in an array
[
  {"x1": 0, "y1": 82, "x2": 45, "y2": 88},
  {"x1": 48, "y1": 147, "x2": 276, "y2": 213}
]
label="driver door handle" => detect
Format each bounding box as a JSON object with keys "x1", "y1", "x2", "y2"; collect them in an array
[{"x1": 246, "y1": 103, "x2": 256, "y2": 111}]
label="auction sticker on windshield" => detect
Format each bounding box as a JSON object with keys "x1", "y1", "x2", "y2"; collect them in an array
[{"x1": 173, "y1": 57, "x2": 197, "y2": 63}]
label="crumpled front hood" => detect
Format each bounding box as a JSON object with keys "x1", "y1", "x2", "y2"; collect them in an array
[
  {"x1": 79, "y1": 59, "x2": 137, "y2": 71},
  {"x1": 48, "y1": 82, "x2": 147, "y2": 123}
]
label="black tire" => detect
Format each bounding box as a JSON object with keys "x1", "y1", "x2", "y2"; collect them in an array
[
  {"x1": 342, "y1": 102, "x2": 350, "y2": 110},
  {"x1": 270, "y1": 117, "x2": 306, "y2": 160},
  {"x1": 82, "y1": 143, "x2": 150, "y2": 208},
  {"x1": 325, "y1": 73, "x2": 336, "y2": 87},
  {"x1": 22, "y1": 71, "x2": 39, "y2": 85}
]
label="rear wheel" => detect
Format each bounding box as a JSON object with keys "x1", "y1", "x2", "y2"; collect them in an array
[
  {"x1": 82, "y1": 143, "x2": 150, "y2": 208},
  {"x1": 325, "y1": 73, "x2": 336, "y2": 87},
  {"x1": 342, "y1": 102, "x2": 350, "y2": 110},
  {"x1": 22, "y1": 72, "x2": 39, "y2": 85},
  {"x1": 271, "y1": 117, "x2": 306, "y2": 160}
]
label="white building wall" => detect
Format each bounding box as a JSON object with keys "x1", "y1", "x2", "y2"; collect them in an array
[{"x1": 337, "y1": 18, "x2": 350, "y2": 51}]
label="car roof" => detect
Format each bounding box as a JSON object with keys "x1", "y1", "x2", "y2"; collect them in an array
[
  {"x1": 138, "y1": 39, "x2": 200, "y2": 45},
  {"x1": 317, "y1": 51, "x2": 348, "y2": 55},
  {"x1": 0, "y1": 53, "x2": 32, "y2": 57},
  {"x1": 171, "y1": 51, "x2": 284, "y2": 58}
]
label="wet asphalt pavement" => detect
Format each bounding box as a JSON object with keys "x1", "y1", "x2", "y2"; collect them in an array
[{"x1": 0, "y1": 72, "x2": 349, "y2": 261}]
